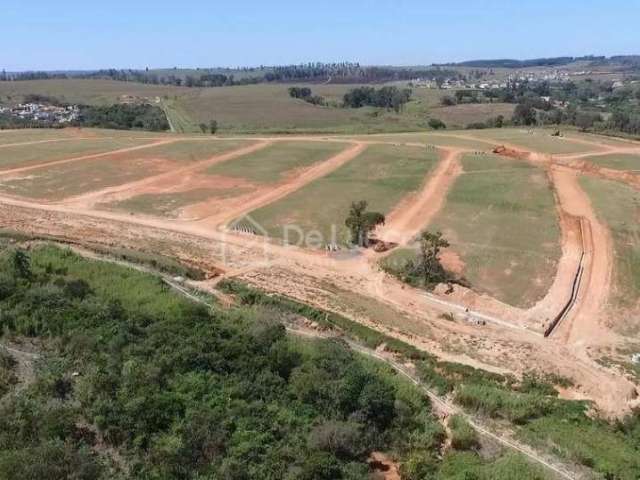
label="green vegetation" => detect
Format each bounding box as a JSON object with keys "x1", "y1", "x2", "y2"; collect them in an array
[
  {"x1": 206, "y1": 141, "x2": 345, "y2": 183},
  {"x1": 220, "y1": 280, "x2": 640, "y2": 480},
  {"x1": 0, "y1": 245, "x2": 446, "y2": 479},
  {"x1": 382, "y1": 230, "x2": 466, "y2": 290},
  {"x1": 344, "y1": 200, "x2": 385, "y2": 247},
  {"x1": 246, "y1": 144, "x2": 439, "y2": 246},
  {"x1": 438, "y1": 451, "x2": 547, "y2": 480},
  {"x1": 448, "y1": 415, "x2": 479, "y2": 451},
  {"x1": 427, "y1": 153, "x2": 561, "y2": 307},
  {"x1": 580, "y1": 176, "x2": 640, "y2": 315},
  {"x1": 342, "y1": 86, "x2": 412, "y2": 112},
  {"x1": 77, "y1": 104, "x2": 169, "y2": 131}
]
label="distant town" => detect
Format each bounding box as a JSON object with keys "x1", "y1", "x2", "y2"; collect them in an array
[{"x1": 0, "y1": 103, "x2": 79, "y2": 123}]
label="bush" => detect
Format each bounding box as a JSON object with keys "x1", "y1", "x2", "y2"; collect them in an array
[
  {"x1": 428, "y1": 118, "x2": 447, "y2": 130},
  {"x1": 449, "y1": 415, "x2": 479, "y2": 450}
]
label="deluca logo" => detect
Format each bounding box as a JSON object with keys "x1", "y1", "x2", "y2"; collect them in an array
[{"x1": 220, "y1": 215, "x2": 274, "y2": 269}]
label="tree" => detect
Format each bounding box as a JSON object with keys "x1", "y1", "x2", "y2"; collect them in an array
[
  {"x1": 11, "y1": 250, "x2": 31, "y2": 280},
  {"x1": 209, "y1": 120, "x2": 218, "y2": 134},
  {"x1": 345, "y1": 201, "x2": 385, "y2": 247},
  {"x1": 199, "y1": 123, "x2": 207, "y2": 133},
  {"x1": 410, "y1": 231, "x2": 450, "y2": 287},
  {"x1": 428, "y1": 118, "x2": 446, "y2": 130},
  {"x1": 512, "y1": 103, "x2": 537, "y2": 126}
]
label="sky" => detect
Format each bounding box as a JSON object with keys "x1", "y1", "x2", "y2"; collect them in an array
[{"x1": 2, "y1": 0, "x2": 639, "y2": 71}]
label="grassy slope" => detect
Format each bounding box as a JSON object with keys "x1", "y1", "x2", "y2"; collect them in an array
[
  {"x1": 428, "y1": 153, "x2": 560, "y2": 307},
  {"x1": 206, "y1": 141, "x2": 346, "y2": 183},
  {"x1": 246, "y1": 144, "x2": 440, "y2": 246},
  {"x1": 580, "y1": 176, "x2": 640, "y2": 320},
  {"x1": 0, "y1": 79, "x2": 512, "y2": 135}
]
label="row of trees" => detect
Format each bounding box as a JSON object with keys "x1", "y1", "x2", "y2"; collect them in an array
[{"x1": 342, "y1": 86, "x2": 412, "y2": 112}]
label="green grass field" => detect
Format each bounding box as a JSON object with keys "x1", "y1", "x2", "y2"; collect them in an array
[
  {"x1": 0, "y1": 137, "x2": 152, "y2": 170},
  {"x1": 415, "y1": 153, "x2": 560, "y2": 307},
  {"x1": 580, "y1": 176, "x2": 640, "y2": 319},
  {"x1": 245, "y1": 144, "x2": 440, "y2": 246},
  {"x1": 206, "y1": 141, "x2": 347, "y2": 183},
  {"x1": 582, "y1": 153, "x2": 640, "y2": 171}
]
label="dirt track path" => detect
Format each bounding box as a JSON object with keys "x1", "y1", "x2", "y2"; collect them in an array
[
  {"x1": 375, "y1": 148, "x2": 464, "y2": 245},
  {"x1": 550, "y1": 167, "x2": 614, "y2": 345},
  {"x1": 60, "y1": 140, "x2": 272, "y2": 208},
  {"x1": 0, "y1": 138, "x2": 179, "y2": 176}
]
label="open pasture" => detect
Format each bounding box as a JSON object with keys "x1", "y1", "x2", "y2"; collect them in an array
[
  {"x1": 424, "y1": 153, "x2": 561, "y2": 307},
  {"x1": 244, "y1": 144, "x2": 440, "y2": 246},
  {"x1": 0, "y1": 139, "x2": 251, "y2": 201}
]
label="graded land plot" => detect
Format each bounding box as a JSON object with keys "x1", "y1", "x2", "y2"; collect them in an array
[
  {"x1": 581, "y1": 153, "x2": 640, "y2": 172},
  {"x1": 245, "y1": 144, "x2": 440, "y2": 246},
  {"x1": 205, "y1": 141, "x2": 347, "y2": 183},
  {"x1": 108, "y1": 141, "x2": 349, "y2": 218},
  {"x1": 463, "y1": 128, "x2": 598, "y2": 154},
  {"x1": 0, "y1": 128, "x2": 89, "y2": 145},
  {"x1": 0, "y1": 136, "x2": 155, "y2": 170},
  {"x1": 390, "y1": 153, "x2": 561, "y2": 308},
  {"x1": 580, "y1": 176, "x2": 640, "y2": 321},
  {"x1": 0, "y1": 139, "x2": 251, "y2": 201},
  {"x1": 340, "y1": 132, "x2": 495, "y2": 150}
]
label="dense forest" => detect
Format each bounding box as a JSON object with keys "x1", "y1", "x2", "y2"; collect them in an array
[
  {"x1": 0, "y1": 245, "x2": 446, "y2": 479},
  {"x1": 77, "y1": 104, "x2": 169, "y2": 131}
]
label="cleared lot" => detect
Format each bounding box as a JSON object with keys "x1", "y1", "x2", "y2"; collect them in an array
[
  {"x1": 245, "y1": 144, "x2": 440, "y2": 246},
  {"x1": 385, "y1": 153, "x2": 561, "y2": 308}
]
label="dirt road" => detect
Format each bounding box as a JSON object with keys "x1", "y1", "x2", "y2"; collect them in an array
[{"x1": 376, "y1": 148, "x2": 463, "y2": 245}]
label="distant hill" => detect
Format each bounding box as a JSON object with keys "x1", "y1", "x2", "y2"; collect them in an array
[{"x1": 433, "y1": 55, "x2": 606, "y2": 69}]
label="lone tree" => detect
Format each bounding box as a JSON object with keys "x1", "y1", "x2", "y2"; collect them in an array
[
  {"x1": 209, "y1": 120, "x2": 218, "y2": 134},
  {"x1": 345, "y1": 201, "x2": 385, "y2": 247},
  {"x1": 414, "y1": 230, "x2": 449, "y2": 287}
]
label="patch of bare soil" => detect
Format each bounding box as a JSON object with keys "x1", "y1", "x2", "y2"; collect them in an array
[
  {"x1": 369, "y1": 452, "x2": 401, "y2": 480},
  {"x1": 60, "y1": 140, "x2": 271, "y2": 208}
]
